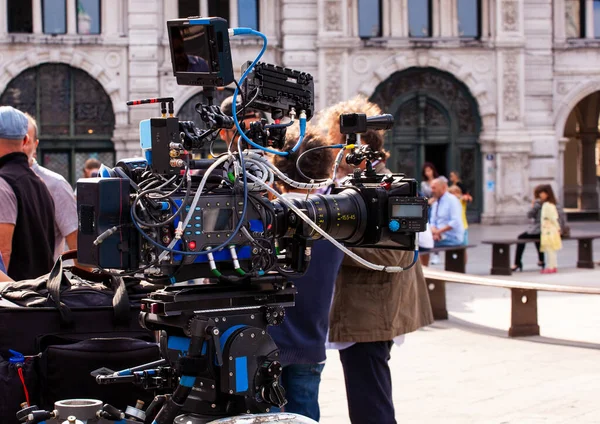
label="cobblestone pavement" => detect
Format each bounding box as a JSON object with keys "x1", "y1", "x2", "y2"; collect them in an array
[{"x1": 317, "y1": 222, "x2": 600, "y2": 423}]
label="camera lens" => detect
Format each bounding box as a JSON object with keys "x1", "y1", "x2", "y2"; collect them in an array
[{"x1": 274, "y1": 190, "x2": 368, "y2": 245}]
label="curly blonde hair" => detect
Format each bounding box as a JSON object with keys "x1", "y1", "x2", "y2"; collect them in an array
[
  {"x1": 316, "y1": 95, "x2": 389, "y2": 159},
  {"x1": 271, "y1": 123, "x2": 335, "y2": 186}
]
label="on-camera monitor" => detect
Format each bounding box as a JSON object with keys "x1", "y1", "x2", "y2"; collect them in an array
[
  {"x1": 203, "y1": 208, "x2": 234, "y2": 232},
  {"x1": 391, "y1": 204, "x2": 423, "y2": 218},
  {"x1": 170, "y1": 25, "x2": 212, "y2": 73}
]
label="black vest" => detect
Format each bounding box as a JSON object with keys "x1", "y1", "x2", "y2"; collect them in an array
[{"x1": 0, "y1": 152, "x2": 55, "y2": 280}]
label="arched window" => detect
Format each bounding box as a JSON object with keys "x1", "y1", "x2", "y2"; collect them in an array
[
  {"x1": 0, "y1": 64, "x2": 115, "y2": 185},
  {"x1": 177, "y1": 88, "x2": 235, "y2": 157}
]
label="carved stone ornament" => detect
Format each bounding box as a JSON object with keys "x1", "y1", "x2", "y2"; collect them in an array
[
  {"x1": 557, "y1": 82, "x2": 570, "y2": 95},
  {"x1": 325, "y1": 0, "x2": 342, "y2": 31},
  {"x1": 105, "y1": 52, "x2": 121, "y2": 68},
  {"x1": 502, "y1": 0, "x2": 518, "y2": 31},
  {"x1": 473, "y1": 55, "x2": 491, "y2": 74},
  {"x1": 499, "y1": 153, "x2": 529, "y2": 208},
  {"x1": 325, "y1": 52, "x2": 343, "y2": 104},
  {"x1": 502, "y1": 52, "x2": 520, "y2": 122},
  {"x1": 352, "y1": 56, "x2": 370, "y2": 74}
]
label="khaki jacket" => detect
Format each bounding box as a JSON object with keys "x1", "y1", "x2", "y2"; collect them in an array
[
  {"x1": 328, "y1": 163, "x2": 434, "y2": 343},
  {"x1": 328, "y1": 248, "x2": 434, "y2": 343}
]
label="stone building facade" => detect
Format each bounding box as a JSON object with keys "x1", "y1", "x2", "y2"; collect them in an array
[{"x1": 0, "y1": 0, "x2": 599, "y2": 223}]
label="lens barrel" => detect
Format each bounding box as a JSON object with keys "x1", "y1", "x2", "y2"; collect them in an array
[{"x1": 273, "y1": 189, "x2": 368, "y2": 245}]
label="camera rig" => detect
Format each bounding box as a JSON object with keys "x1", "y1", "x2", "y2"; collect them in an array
[{"x1": 49, "y1": 17, "x2": 429, "y2": 424}]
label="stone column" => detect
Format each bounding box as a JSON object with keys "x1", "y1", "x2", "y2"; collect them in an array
[
  {"x1": 585, "y1": 0, "x2": 594, "y2": 38},
  {"x1": 579, "y1": 131, "x2": 599, "y2": 209},
  {"x1": 480, "y1": 138, "x2": 498, "y2": 224},
  {"x1": 316, "y1": 0, "x2": 345, "y2": 109},
  {"x1": 557, "y1": 136, "x2": 569, "y2": 206},
  {"x1": 32, "y1": 0, "x2": 43, "y2": 34},
  {"x1": 390, "y1": 0, "x2": 408, "y2": 37},
  {"x1": 67, "y1": 0, "x2": 76, "y2": 34},
  {"x1": 0, "y1": 0, "x2": 7, "y2": 35},
  {"x1": 484, "y1": 0, "x2": 532, "y2": 224}
]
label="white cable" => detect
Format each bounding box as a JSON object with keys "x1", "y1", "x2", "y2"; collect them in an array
[
  {"x1": 243, "y1": 158, "x2": 274, "y2": 190},
  {"x1": 332, "y1": 149, "x2": 345, "y2": 182},
  {"x1": 157, "y1": 154, "x2": 233, "y2": 261},
  {"x1": 243, "y1": 152, "x2": 334, "y2": 190},
  {"x1": 246, "y1": 173, "x2": 406, "y2": 273},
  {"x1": 232, "y1": 159, "x2": 267, "y2": 191}
]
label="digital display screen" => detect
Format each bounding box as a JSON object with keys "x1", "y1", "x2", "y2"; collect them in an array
[
  {"x1": 202, "y1": 208, "x2": 234, "y2": 232},
  {"x1": 170, "y1": 25, "x2": 212, "y2": 73},
  {"x1": 392, "y1": 204, "x2": 423, "y2": 218}
]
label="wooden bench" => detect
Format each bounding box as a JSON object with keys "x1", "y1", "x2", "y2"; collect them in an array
[
  {"x1": 482, "y1": 234, "x2": 600, "y2": 275},
  {"x1": 425, "y1": 244, "x2": 477, "y2": 274},
  {"x1": 423, "y1": 267, "x2": 600, "y2": 337}
]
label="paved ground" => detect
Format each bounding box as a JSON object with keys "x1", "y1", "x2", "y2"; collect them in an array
[{"x1": 317, "y1": 222, "x2": 600, "y2": 423}]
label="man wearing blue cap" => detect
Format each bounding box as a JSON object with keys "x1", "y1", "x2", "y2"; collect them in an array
[
  {"x1": 23, "y1": 114, "x2": 78, "y2": 261},
  {"x1": 0, "y1": 106, "x2": 55, "y2": 280}
]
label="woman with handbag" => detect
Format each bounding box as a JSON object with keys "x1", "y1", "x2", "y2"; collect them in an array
[
  {"x1": 512, "y1": 185, "x2": 546, "y2": 271},
  {"x1": 539, "y1": 185, "x2": 562, "y2": 274}
]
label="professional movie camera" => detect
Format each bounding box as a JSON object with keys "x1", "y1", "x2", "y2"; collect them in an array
[{"x1": 65, "y1": 17, "x2": 428, "y2": 424}]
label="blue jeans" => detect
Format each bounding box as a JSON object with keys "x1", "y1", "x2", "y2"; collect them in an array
[
  {"x1": 274, "y1": 363, "x2": 325, "y2": 421},
  {"x1": 434, "y1": 237, "x2": 463, "y2": 247}
]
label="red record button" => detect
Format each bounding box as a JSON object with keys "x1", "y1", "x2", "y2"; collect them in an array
[{"x1": 189, "y1": 241, "x2": 197, "y2": 250}]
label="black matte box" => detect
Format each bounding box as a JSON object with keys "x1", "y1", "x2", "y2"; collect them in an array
[{"x1": 77, "y1": 177, "x2": 136, "y2": 269}]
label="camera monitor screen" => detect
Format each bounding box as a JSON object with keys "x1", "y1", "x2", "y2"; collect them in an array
[
  {"x1": 167, "y1": 18, "x2": 234, "y2": 87},
  {"x1": 203, "y1": 208, "x2": 234, "y2": 232},
  {"x1": 170, "y1": 25, "x2": 213, "y2": 73},
  {"x1": 391, "y1": 204, "x2": 423, "y2": 218}
]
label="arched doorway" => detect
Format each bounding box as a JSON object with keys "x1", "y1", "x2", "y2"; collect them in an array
[
  {"x1": 562, "y1": 92, "x2": 600, "y2": 213},
  {"x1": 370, "y1": 67, "x2": 482, "y2": 221},
  {"x1": 0, "y1": 64, "x2": 115, "y2": 186},
  {"x1": 177, "y1": 88, "x2": 234, "y2": 157}
]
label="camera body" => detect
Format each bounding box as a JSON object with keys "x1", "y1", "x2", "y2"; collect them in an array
[{"x1": 72, "y1": 17, "x2": 428, "y2": 424}]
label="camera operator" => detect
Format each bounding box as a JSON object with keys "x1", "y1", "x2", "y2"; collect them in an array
[
  {"x1": 319, "y1": 96, "x2": 434, "y2": 424},
  {"x1": 267, "y1": 124, "x2": 345, "y2": 421}
]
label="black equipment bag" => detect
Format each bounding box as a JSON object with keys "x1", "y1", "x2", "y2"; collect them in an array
[
  {"x1": 0, "y1": 251, "x2": 157, "y2": 356},
  {"x1": 0, "y1": 251, "x2": 161, "y2": 423},
  {"x1": 38, "y1": 337, "x2": 160, "y2": 410}
]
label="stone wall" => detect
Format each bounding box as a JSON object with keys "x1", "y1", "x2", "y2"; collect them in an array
[{"x1": 1, "y1": 0, "x2": 600, "y2": 222}]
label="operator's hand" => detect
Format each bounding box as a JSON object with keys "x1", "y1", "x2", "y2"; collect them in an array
[{"x1": 428, "y1": 197, "x2": 436, "y2": 205}]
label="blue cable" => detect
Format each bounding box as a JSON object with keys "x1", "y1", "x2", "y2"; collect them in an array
[
  {"x1": 230, "y1": 28, "x2": 306, "y2": 156},
  {"x1": 401, "y1": 250, "x2": 419, "y2": 270},
  {"x1": 289, "y1": 117, "x2": 307, "y2": 153}
]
